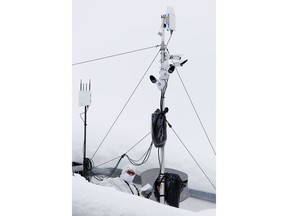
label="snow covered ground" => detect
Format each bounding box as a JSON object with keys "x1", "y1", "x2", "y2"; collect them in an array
[
  {"x1": 180, "y1": 196, "x2": 215, "y2": 212},
  {"x1": 73, "y1": 174, "x2": 215, "y2": 216}
]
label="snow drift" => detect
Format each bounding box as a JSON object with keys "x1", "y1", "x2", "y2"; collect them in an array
[{"x1": 72, "y1": 174, "x2": 215, "y2": 216}]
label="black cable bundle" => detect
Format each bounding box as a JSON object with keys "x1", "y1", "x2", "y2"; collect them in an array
[
  {"x1": 151, "y1": 107, "x2": 169, "y2": 148},
  {"x1": 126, "y1": 142, "x2": 153, "y2": 166},
  {"x1": 92, "y1": 142, "x2": 153, "y2": 181}
]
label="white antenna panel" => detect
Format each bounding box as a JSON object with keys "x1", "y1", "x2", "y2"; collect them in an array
[
  {"x1": 79, "y1": 91, "x2": 91, "y2": 106},
  {"x1": 166, "y1": 6, "x2": 176, "y2": 31},
  {"x1": 79, "y1": 79, "x2": 92, "y2": 106}
]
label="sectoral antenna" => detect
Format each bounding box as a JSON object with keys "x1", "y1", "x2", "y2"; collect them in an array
[
  {"x1": 158, "y1": 6, "x2": 176, "y2": 36},
  {"x1": 79, "y1": 79, "x2": 92, "y2": 106},
  {"x1": 79, "y1": 79, "x2": 92, "y2": 180}
]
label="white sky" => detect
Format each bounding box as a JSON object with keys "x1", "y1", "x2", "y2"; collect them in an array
[{"x1": 72, "y1": 0, "x2": 216, "y2": 193}]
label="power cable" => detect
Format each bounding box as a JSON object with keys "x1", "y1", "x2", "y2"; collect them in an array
[
  {"x1": 93, "y1": 154, "x2": 125, "y2": 180},
  {"x1": 124, "y1": 132, "x2": 151, "y2": 155},
  {"x1": 126, "y1": 141, "x2": 153, "y2": 166},
  {"x1": 80, "y1": 106, "x2": 89, "y2": 123},
  {"x1": 72, "y1": 45, "x2": 160, "y2": 66},
  {"x1": 93, "y1": 156, "x2": 121, "y2": 169},
  {"x1": 90, "y1": 50, "x2": 160, "y2": 160},
  {"x1": 92, "y1": 139, "x2": 153, "y2": 180},
  {"x1": 93, "y1": 132, "x2": 151, "y2": 168}
]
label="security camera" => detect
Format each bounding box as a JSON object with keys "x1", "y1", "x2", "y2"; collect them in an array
[
  {"x1": 168, "y1": 64, "x2": 175, "y2": 73},
  {"x1": 172, "y1": 59, "x2": 188, "y2": 67},
  {"x1": 170, "y1": 55, "x2": 182, "y2": 60},
  {"x1": 168, "y1": 59, "x2": 188, "y2": 73},
  {"x1": 149, "y1": 75, "x2": 167, "y2": 90},
  {"x1": 180, "y1": 59, "x2": 188, "y2": 66},
  {"x1": 150, "y1": 75, "x2": 157, "y2": 83}
]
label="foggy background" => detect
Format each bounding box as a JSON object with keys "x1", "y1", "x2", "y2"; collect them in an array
[{"x1": 72, "y1": 0, "x2": 216, "y2": 193}]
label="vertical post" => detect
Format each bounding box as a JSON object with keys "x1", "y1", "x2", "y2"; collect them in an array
[
  {"x1": 159, "y1": 145, "x2": 165, "y2": 204},
  {"x1": 83, "y1": 105, "x2": 87, "y2": 179},
  {"x1": 159, "y1": 16, "x2": 166, "y2": 204}
]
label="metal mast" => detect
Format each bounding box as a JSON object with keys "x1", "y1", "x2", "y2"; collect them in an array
[
  {"x1": 150, "y1": 7, "x2": 187, "y2": 204},
  {"x1": 159, "y1": 14, "x2": 166, "y2": 204},
  {"x1": 79, "y1": 79, "x2": 92, "y2": 180}
]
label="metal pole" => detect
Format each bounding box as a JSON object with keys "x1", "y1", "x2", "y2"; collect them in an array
[
  {"x1": 83, "y1": 105, "x2": 87, "y2": 179},
  {"x1": 159, "y1": 16, "x2": 166, "y2": 204}
]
